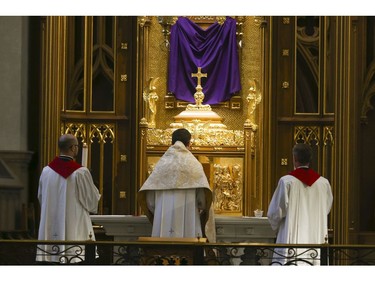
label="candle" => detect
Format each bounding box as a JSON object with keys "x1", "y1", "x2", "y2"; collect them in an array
[{"x1": 82, "y1": 142, "x2": 88, "y2": 167}]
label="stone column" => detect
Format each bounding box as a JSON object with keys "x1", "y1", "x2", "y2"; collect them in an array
[{"x1": 0, "y1": 17, "x2": 32, "y2": 231}]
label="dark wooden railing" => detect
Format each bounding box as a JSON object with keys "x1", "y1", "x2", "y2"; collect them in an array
[{"x1": 1, "y1": 239, "x2": 375, "y2": 265}]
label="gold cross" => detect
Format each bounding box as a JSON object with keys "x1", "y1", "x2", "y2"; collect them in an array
[{"x1": 191, "y1": 67, "x2": 207, "y2": 88}]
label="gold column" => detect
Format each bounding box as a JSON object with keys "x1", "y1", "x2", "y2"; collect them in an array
[
  {"x1": 137, "y1": 17, "x2": 151, "y2": 124},
  {"x1": 333, "y1": 16, "x2": 359, "y2": 245},
  {"x1": 40, "y1": 16, "x2": 66, "y2": 167},
  {"x1": 136, "y1": 17, "x2": 151, "y2": 214},
  {"x1": 244, "y1": 79, "x2": 262, "y2": 215},
  {"x1": 243, "y1": 125, "x2": 256, "y2": 216},
  {"x1": 137, "y1": 119, "x2": 148, "y2": 215},
  {"x1": 243, "y1": 17, "x2": 268, "y2": 216},
  {"x1": 256, "y1": 17, "x2": 272, "y2": 211},
  {"x1": 85, "y1": 16, "x2": 93, "y2": 113}
]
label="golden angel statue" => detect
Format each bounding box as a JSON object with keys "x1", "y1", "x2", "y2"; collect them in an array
[{"x1": 143, "y1": 77, "x2": 160, "y2": 128}]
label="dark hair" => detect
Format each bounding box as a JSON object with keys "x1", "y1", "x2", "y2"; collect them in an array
[
  {"x1": 172, "y1": 128, "x2": 191, "y2": 146},
  {"x1": 293, "y1": 143, "x2": 312, "y2": 165}
]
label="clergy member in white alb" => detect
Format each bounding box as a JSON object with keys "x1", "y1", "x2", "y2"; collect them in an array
[
  {"x1": 36, "y1": 134, "x2": 101, "y2": 264},
  {"x1": 138, "y1": 128, "x2": 215, "y2": 242},
  {"x1": 267, "y1": 143, "x2": 333, "y2": 265}
]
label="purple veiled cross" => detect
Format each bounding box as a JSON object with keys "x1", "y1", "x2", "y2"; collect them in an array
[{"x1": 168, "y1": 17, "x2": 241, "y2": 105}]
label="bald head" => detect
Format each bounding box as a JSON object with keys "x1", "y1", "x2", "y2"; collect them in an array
[{"x1": 58, "y1": 134, "x2": 79, "y2": 155}]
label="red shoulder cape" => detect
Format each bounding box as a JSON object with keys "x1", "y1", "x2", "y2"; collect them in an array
[
  {"x1": 289, "y1": 168, "x2": 320, "y2": 186},
  {"x1": 48, "y1": 157, "x2": 82, "y2": 179}
]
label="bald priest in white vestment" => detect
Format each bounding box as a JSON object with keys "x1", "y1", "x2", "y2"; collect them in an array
[
  {"x1": 36, "y1": 134, "x2": 101, "y2": 264},
  {"x1": 138, "y1": 128, "x2": 216, "y2": 242},
  {"x1": 267, "y1": 143, "x2": 333, "y2": 265}
]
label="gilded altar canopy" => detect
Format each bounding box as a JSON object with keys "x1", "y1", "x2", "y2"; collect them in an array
[{"x1": 168, "y1": 16, "x2": 241, "y2": 105}]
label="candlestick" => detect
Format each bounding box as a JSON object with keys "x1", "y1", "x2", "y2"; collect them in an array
[{"x1": 82, "y1": 143, "x2": 88, "y2": 167}]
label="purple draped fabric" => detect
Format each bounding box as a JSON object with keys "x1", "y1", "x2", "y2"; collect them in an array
[{"x1": 168, "y1": 17, "x2": 241, "y2": 105}]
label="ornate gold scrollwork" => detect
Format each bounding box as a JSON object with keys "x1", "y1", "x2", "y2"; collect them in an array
[
  {"x1": 254, "y1": 16, "x2": 267, "y2": 28},
  {"x1": 138, "y1": 16, "x2": 151, "y2": 28},
  {"x1": 283, "y1": 17, "x2": 290, "y2": 25},
  {"x1": 236, "y1": 16, "x2": 245, "y2": 48},
  {"x1": 282, "y1": 49, "x2": 290, "y2": 56},
  {"x1": 282, "y1": 81, "x2": 290, "y2": 89},
  {"x1": 89, "y1": 124, "x2": 115, "y2": 144},
  {"x1": 213, "y1": 163, "x2": 243, "y2": 213},
  {"x1": 63, "y1": 123, "x2": 86, "y2": 141},
  {"x1": 147, "y1": 128, "x2": 244, "y2": 147},
  {"x1": 157, "y1": 16, "x2": 178, "y2": 51},
  {"x1": 281, "y1": 158, "x2": 288, "y2": 166},
  {"x1": 294, "y1": 126, "x2": 319, "y2": 145},
  {"x1": 120, "y1": 75, "x2": 127, "y2": 82},
  {"x1": 323, "y1": 126, "x2": 334, "y2": 146}
]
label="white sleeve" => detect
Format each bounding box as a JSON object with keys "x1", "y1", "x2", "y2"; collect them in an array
[
  {"x1": 76, "y1": 168, "x2": 101, "y2": 214},
  {"x1": 267, "y1": 178, "x2": 288, "y2": 231},
  {"x1": 326, "y1": 182, "x2": 333, "y2": 214}
]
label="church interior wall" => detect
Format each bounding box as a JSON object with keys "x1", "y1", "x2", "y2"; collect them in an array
[
  {"x1": 0, "y1": 16, "x2": 29, "y2": 151},
  {"x1": 2, "y1": 16, "x2": 375, "y2": 245},
  {"x1": 0, "y1": 16, "x2": 33, "y2": 232}
]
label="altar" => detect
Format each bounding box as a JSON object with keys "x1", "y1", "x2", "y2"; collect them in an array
[{"x1": 90, "y1": 215, "x2": 276, "y2": 243}]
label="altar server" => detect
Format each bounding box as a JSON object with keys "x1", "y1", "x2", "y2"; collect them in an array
[
  {"x1": 36, "y1": 134, "x2": 101, "y2": 263},
  {"x1": 267, "y1": 143, "x2": 333, "y2": 265}
]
